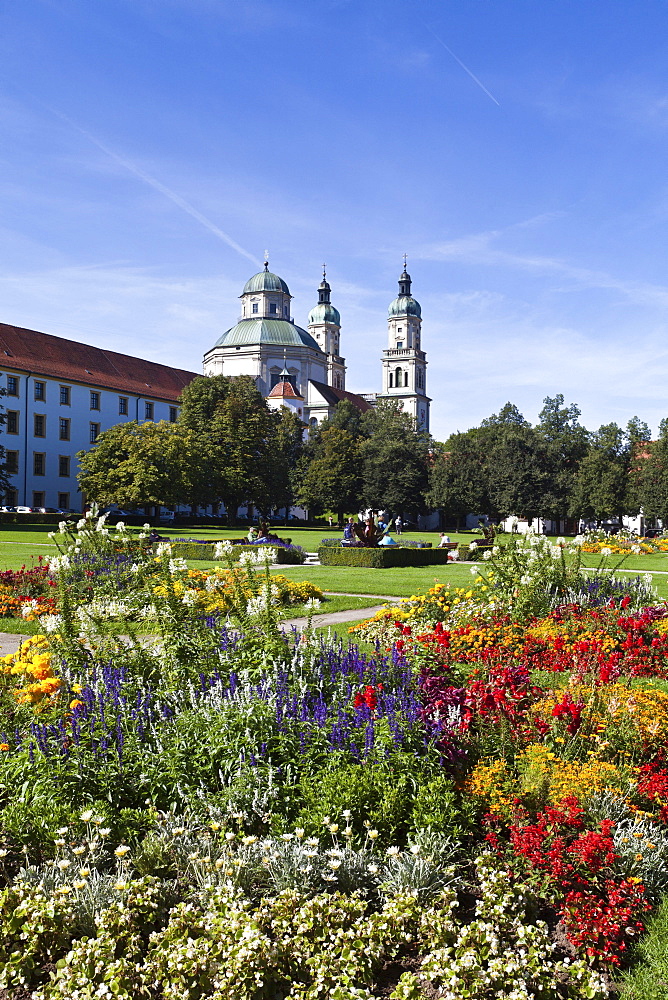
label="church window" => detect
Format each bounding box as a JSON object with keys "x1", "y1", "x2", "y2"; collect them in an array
[
  {"x1": 284, "y1": 305, "x2": 288, "y2": 316},
  {"x1": 404, "y1": 371, "x2": 409, "y2": 387},
  {"x1": 269, "y1": 303, "x2": 277, "y2": 315},
  {"x1": 397, "y1": 327, "x2": 402, "y2": 334},
  {"x1": 252, "y1": 302, "x2": 259, "y2": 314},
  {"x1": 395, "y1": 367, "x2": 402, "y2": 387},
  {"x1": 396, "y1": 342, "x2": 403, "y2": 349},
  {"x1": 389, "y1": 372, "x2": 393, "y2": 388}
]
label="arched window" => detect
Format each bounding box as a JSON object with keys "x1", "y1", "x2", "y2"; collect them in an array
[{"x1": 395, "y1": 367, "x2": 402, "y2": 387}]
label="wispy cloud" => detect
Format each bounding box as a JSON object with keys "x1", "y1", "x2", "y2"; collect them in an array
[
  {"x1": 416, "y1": 224, "x2": 668, "y2": 310},
  {"x1": 48, "y1": 109, "x2": 261, "y2": 268}
]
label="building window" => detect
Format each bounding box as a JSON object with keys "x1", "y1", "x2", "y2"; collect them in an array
[
  {"x1": 6, "y1": 375, "x2": 18, "y2": 396},
  {"x1": 169, "y1": 406, "x2": 177, "y2": 423},
  {"x1": 60, "y1": 386, "x2": 71, "y2": 405},
  {"x1": 252, "y1": 302, "x2": 259, "y2": 314},
  {"x1": 58, "y1": 455, "x2": 70, "y2": 477},
  {"x1": 58, "y1": 492, "x2": 69, "y2": 509},
  {"x1": 5, "y1": 488, "x2": 17, "y2": 505},
  {"x1": 404, "y1": 371, "x2": 408, "y2": 387},
  {"x1": 34, "y1": 381, "x2": 46, "y2": 401},
  {"x1": 6, "y1": 451, "x2": 18, "y2": 475},
  {"x1": 389, "y1": 372, "x2": 394, "y2": 388},
  {"x1": 33, "y1": 453, "x2": 45, "y2": 476},
  {"x1": 34, "y1": 414, "x2": 46, "y2": 437},
  {"x1": 396, "y1": 342, "x2": 403, "y2": 350},
  {"x1": 269, "y1": 303, "x2": 277, "y2": 315},
  {"x1": 90, "y1": 391, "x2": 100, "y2": 410},
  {"x1": 119, "y1": 396, "x2": 128, "y2": 415},
  {"x1": 59, "y1": 418, "x2": 70, "y2": 441},
  {"x1": 395, "y1": 367, "x2": 402, "y2": 387},
  {"x1": 144, "y1": 402, "x2": 154, "y2": 421},
  {"x1": 7, "y1": 411, "x2": 19, "y2": 434},
  {"x1": 90, "y1": 422, "x2": 100, "y2": 443},
  {"x1": 32, "y1": 491, "x2": 45, "y2": 508}
]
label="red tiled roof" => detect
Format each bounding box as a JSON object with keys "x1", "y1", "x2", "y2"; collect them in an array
[
  {"x1": 308, "y1": 379, "x2": 373, "y2": 412},
  {"x1": 267, "y1": 379, "x2": 303, "y2": 400},
  {"x1": 0, "y1": 322, "x2": 199, "y2": 402}
]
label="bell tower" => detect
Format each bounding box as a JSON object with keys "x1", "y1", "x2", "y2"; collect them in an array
[
  {"x1": 307, "y1": 266, "x2": 346, "y2": 390},
  {"x1": 377, "y1": 260, "x2": 430, "y2": 431}
]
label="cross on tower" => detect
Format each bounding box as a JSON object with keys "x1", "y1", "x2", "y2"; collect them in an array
[
  {"x1": 402, "y1": 252, "x2": 408, "y2": 270},
  {"x1": 263, "y1": 249, "x2": 270, "y2": 270},
  {"x1": 322, "y1": 263, "x2": 327, "y2": 279}
]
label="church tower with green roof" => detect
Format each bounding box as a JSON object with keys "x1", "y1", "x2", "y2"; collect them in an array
[{"x1": 376, "y1": 264, "x2": 430, "y2": 431}]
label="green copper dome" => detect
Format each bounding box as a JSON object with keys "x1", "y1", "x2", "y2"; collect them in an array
[
  {"x1": 388, "y1": 295, "x2": 421, "y2": 319},
  {"x1": 212, "y1": 318, "x2": 321, "y2": 351},
  {"x1": 242, "y1": 270, "x2": 290, "y2": 295},
  {"x1": 308, "y1": 302, "x2": 341, "y2": 326}
]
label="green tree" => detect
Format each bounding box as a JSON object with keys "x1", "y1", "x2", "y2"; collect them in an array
[
  {"x1": 77, "y1": 421, "x2": 200, "y2": 508},
  {"x1": 636, "y1": 421, "x2": 668, "y2": 523},
  {"x1": 359, "y1": 400, "x2": 430, "y2": 516},
  {"x1": 426, "y1": 431, "x2": 487, "y2": 528},
  {"x1": 296, "y1": 424, "x2": 361, "y2": 521},
  {"x1": 261, "y1": 406, "x2": 304, "y2": 516},
  {"x1": 569, "y1": 423, "x2": 631, "y2": 523},
  {"x1": 177, "y1": 374, "x2": 279, "y2": 520},
  {"x1": 536, "y1": 395, "x2": 590, "y2": 523}
]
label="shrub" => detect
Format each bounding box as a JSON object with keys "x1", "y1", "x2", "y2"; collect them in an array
[{"x1": 318, "y1": 547, "x2": 450, "y2": 568}]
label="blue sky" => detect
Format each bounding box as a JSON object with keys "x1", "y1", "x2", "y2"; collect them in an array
[{"x1": 1, "y1": 0, "x2": 668, "y2": 441}]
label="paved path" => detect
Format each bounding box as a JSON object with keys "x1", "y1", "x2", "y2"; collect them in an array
[{"x1": 0, "y1": 599, "x2": 398, "y2": 657}]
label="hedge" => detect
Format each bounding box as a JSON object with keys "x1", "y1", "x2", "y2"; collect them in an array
[
  {"x1": 317, "y1": 546, "x2": 451, "y2": 568},
  {"x1": 457, "y1": 543, "x2": 493, "y2": 561},
  {"x1": 167, "y1": 540, "x2": 305, "y2": 564},
  {"x1": 319, "y1": 538, "x2": 432, "y2": 549}
]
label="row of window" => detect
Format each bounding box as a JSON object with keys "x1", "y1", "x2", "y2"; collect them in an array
[
  {"x1": 8, "y1": 452, "x2": 73, "y2": 476},
  {"x1": 3, "y1": 488, "x2": 71, "y2": 509},
  {"x1": 4, "y1": 405, "x2": 178, "y2": 437},
  {"x1": 5, "y1": 414, "x2": 99, "y2": 442},
  {"x1": 5, "y1": 377, "x2": 177, "y2": 422}
]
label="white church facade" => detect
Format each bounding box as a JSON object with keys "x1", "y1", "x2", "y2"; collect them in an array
[{"x1": 203, "y1": 260, "x2": 431, "y2": 432}]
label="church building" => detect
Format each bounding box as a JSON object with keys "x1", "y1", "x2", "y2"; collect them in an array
[{"x1": 203, "y1": 259, "x2": 430, "y2": 432}]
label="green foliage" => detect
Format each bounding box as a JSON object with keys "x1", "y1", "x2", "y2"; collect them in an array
[
  {"x1": 77, "y1": 420, "x2": 201, "y2": 507},
  {"x1": 359, "y1": 400, "x2": 430, "y2": 515},
  {"x1": 620, "y1": 895, "x2": 668, "y2": 999},
  {"x1": 297, "y1": 423, "x2": 362, "y2": 519},
  {"x1": 318, "y1": 546, "x2": 450, "y2": 567}
]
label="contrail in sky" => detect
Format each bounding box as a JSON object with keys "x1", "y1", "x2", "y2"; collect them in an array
[
  {"x1": 53, "y1": 109, "x2": 261, "y2": 267},
  {"x1": 422, "y1": 22, "x2": 500, "y2": 107}
]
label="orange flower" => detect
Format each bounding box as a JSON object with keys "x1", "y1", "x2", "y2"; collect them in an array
[{"x1": 0, "y1": 743, "x2": 9, "y2": 752}]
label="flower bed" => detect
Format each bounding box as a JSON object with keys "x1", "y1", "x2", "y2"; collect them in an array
[{"x1": 0, "y1": 517, "x2": 665, "y2": 994}]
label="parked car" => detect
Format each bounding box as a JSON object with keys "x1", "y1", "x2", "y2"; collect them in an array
[
  {"x1": 15, "y1": 506, "x2": 35, "y2": 514},
  {"x1": 645, "y1": 527, "x2": 664, "y2": 538},
  {"x1": 0, "y1": 506, "x2": 16, "y2": 513}
]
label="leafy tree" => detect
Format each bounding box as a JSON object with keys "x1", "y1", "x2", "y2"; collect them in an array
[
  {"x1": 358, "y1": 400, "x2": 430, "y2": 516},
  {"x1": 77, "y1": 421, "x2": 200, "y2": 508},
  {"x1": 177, "y1": 375, "x2": 278, "y2": 520},
  {"x1": 296, "y1": 424, "x2": 361, "y2": 521},
  {"x1": 426, "y1": 431, "x2": 487, "y2": 528},
  {"x1": 636, "y1": 421, "x2": 668, "y2": 523},
  {"x1": 569, "y1": 423, "x2": 631, "y2": 523},
  {"x1": 536, "y1": 395, "x2": 589, "y2": 523},
  {"x1": 260, "y1": 406, "x2": 304, "y2": 516}
]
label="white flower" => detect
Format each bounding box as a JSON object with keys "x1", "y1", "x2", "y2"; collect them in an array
[
  {"x1": 72, "y1": 846, "x2": 86, "y2": 856},
  {"x1": 214, "y1": 541, "x2": 233, "y2": 559},
  {"x1": 367, "y1": 829, "x2": 379, "y2": 840},
  {"x1": 303, "y1": 598, "x2": 321, "y2": 610},
  {"x1": 328, "y1": 858, "x2": 342, "y2": 869},
  {"x1": 80, "y1": 810, "x2": 94, "y2": 823},
  {"x1": 386, "y1": 846, "x2": 401, "y2": 856},
  {"x1": 115, "y1": 521, "x2": 125, "y2": 531},
  {"x1": 483, "y1": 549, "x2": 492, "y2": 560},
  {"x1": 469, "y1": 540, "x2": 478, "y2": 550},
  {"x1": 181, "y1": 589, "x2": 198, "y2": 607},
  {"x1": 600, "y1": 546, "x2": 612, "y2": 557},
  {"x1": 57, "y1": 859, "x2": 71, "y2": 870},
  {"x1": 114, "y1": 845, "x2": 130, "y2": 858},
  {"x1": 99, "y1": 828, "x2": 111, "y2": 838},
  {"x1": 469, "y1": 564, "x2": 479, "y2": 576}
]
